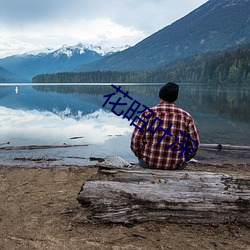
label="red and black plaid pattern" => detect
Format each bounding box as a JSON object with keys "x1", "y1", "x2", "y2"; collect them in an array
[{"x1": 130, "y1": 101, "x2": 200, "y2": 169}]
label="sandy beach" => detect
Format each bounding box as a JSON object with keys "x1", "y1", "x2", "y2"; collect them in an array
[{"x1": 0, "y1": 163, "x2": 249, "y2": 250}]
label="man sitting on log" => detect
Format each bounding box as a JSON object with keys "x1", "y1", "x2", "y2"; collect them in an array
[{"x1": 130, "y1": 82, "x2": 200, "y2": 170}]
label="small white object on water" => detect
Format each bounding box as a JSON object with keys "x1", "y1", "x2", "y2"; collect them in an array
[{"x1": 15, "y1": 86, "x2": 18, "y2": 94}]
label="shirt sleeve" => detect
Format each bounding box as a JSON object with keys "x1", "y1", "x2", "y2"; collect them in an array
[
  {"x1": 186, "y1": 118, "x2": 200, "y2": 160},
  {"x1": 130, "y1": 115, "x2": 147, "y2": 158}
]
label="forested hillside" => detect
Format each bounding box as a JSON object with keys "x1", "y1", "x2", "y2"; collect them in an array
[
  {"x1": 33, "y1": 44, "x2": 250, "y2": 85},
  {"x1": 75, "y1": 0, "x2": 250, "y2": 72},
  {"x1": 151, "y1": 43, "x2": 250, "y2": 84}
]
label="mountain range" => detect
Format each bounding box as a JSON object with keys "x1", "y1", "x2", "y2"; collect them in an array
[
  {"x1": 0, "y1": 0, "x2": 249, "y2": 82},
  {"x1": 76, "y1": 0, "x2": 250, "y2": 72},
  {"x1": 0, "y1": 44, "x2": 129, "y2": 82}
]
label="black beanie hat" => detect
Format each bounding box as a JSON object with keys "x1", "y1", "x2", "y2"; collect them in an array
[{"x1": 159, "y1": 82, "x2": 179, "y2": 102}]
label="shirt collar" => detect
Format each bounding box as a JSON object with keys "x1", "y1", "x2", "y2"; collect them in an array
[{"x1": 159, "y1": 101, "x2": 176, "y2": 107}]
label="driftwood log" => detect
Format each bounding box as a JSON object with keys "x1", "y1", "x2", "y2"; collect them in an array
[
  {"x1": 200, "y1": 143, "x2": 250, "y2": 151},
  {"x1": 77, "y1": 163, "x2": 250, "y2": 225},
  {"x1": 0, "y1": 144, "x2": 88, "y2": 151}
]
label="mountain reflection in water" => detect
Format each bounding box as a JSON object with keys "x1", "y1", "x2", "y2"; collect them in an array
[{"x1": 0, "y1": 83, "x2": 249, "y2": 166}]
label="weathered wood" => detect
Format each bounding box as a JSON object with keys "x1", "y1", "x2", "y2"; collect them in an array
[
  {"x1": 200, "y1": 143, "x2": 250, "y2": 151},
  {"x1": 0, "y1": 144, "x2": 88, "y2": 150},
  {"x1": 77, "y1": 167, "x2": 250, "y2": 225},
  {"x1": 14, "y1": 157, "x2": 57, "y2": 162},
  {"x1": 96, "y1": 155, "x2": 132, "y2": 168}
]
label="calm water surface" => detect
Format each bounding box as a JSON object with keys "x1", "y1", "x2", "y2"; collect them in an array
[{"x1": 0, "y1": 83, "x2": 249, "y2": 166}]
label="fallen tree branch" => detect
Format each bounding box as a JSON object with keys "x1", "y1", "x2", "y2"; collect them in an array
[
  {"x1": 14, "y1": 157, "x2": 57, "y2": 162},
  {"x1": 0, "y1": 144, "x2": 89, "y2": 151},
  {"x1": 200, "y1": 144, "x2": 250, "y2": 151}
]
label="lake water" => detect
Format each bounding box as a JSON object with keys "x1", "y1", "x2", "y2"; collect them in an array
[{"x1": 0, "y1": 83, "x2": 249, "y2": 167}]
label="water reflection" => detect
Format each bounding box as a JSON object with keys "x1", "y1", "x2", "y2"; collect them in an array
[
  {"x1": 0, "y1": 107, "x2": 132, "y2": 145},
  {"x1": 33, "y1": 83, "x2": 250, "y2": 122},
  {"x1": 177, "y1": 84, "x2": 250, "y2": 123},
  {"x1": 0, "y1": 83, "x2": 250, "y2": 166}
]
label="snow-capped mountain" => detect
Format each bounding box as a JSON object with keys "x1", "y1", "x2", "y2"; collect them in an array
[
  {"x1": 29, "y1": 43, "x2": 130, "y2": 58},
  {"x1": 51, "y1": 43, "x2": 130, "y2": 58},
  {"x1": 0, "y1": 43, "x2": 130, "y2": 81}
]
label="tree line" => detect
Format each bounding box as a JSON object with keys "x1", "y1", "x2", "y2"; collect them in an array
[{"x1": 33, "y1": 43, "x2": 250, "y2": 85}]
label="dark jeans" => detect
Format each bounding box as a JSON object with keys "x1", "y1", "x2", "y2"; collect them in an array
[{"x1": 138, "y1": 158, "x2": 188, "y2": 170}]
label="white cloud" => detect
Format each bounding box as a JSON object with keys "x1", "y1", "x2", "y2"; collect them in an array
[
  {"x1": 0, "y1": 0, "x2": 208, "y2": 58},
  {"x1": 0, "y1": 18, "x2": 145, "y2": 57}
]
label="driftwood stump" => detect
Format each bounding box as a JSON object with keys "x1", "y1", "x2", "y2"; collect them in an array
[{"x1": 77, "y1": 163, "x2": 250, "y2": 225}]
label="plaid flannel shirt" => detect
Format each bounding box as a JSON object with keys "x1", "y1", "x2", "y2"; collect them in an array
[{"x1": 130, "y1": 101, "x2": 200, "y2": 169}]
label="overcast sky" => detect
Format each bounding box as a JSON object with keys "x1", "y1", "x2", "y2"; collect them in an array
[{"x1": 0, "y1": 0, "x2": 208, "y2": 58}]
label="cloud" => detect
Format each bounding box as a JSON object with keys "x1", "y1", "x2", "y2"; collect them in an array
[
  {"x1": 0, "y1": 17, "x2": 145, "y2": 57},
  {"x1": 0, "y1": 0, "x2": 207, "y2": 31},
  {"x1": 0, "y1": 0, "x2": 71, "y2": 25},
  {"x1": 0, "y1": 0, "x2": 208, "y2": 57}
]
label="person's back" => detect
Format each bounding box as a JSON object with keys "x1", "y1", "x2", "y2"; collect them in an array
[{"x1": 130, "y1": 82, "x2": 200, "y2": 170}]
